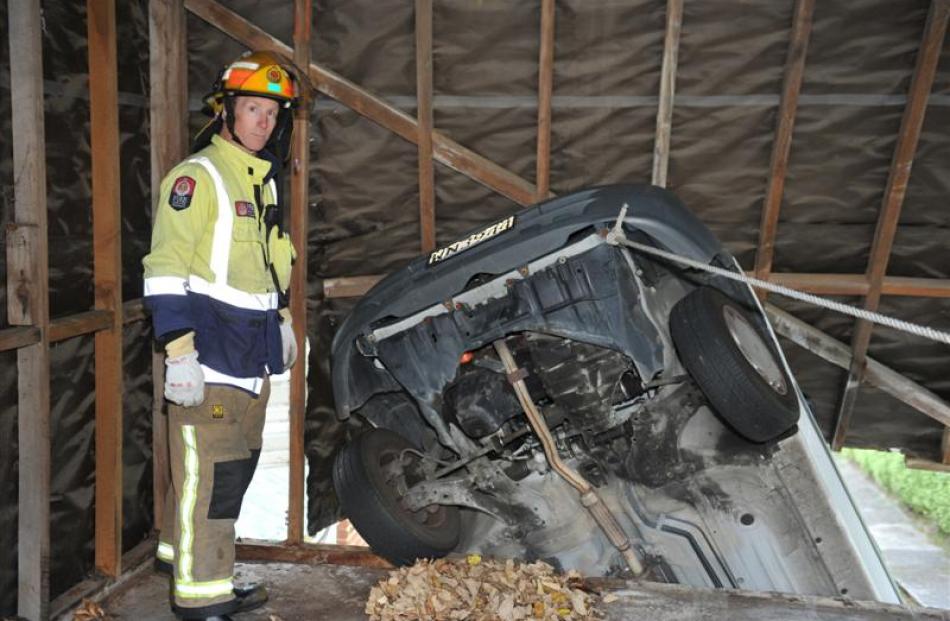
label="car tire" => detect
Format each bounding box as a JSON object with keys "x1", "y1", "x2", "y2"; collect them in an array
[
  {"x1": 332, "y1": 427, "x2": 460, "y2": 565},
  {"x1": 669, "y1": 287, "x2": 799, "y2": 443}
]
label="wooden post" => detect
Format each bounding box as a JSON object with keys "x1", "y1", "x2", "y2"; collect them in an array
[
  {"x1": 753, "y1": 0, "x2": 815, "y2": 294},
  {"x1": 287, "y1": 0, "x2": 311, "y2": 545},
  {"x1": 535, "y1": 0, "x2": 555, "y2": 201},
  {"x1": 7, "y1": 1, "x2": 51, "y2": 617},
  {"x1": 88, "y1": 0, "x2": 124, "y2": 578},
  {"x1": 415, "y1": 0, "x2": 436, "y2": 252},
  {"x1": 651, "y1": 0, "x2": 683, "y2": 188},
  {"x1": 832, "y1": 0, "x2": 949, "y2": 450},
  {"x1": 149, "y1": 0, "x2": 188, "y2": 532}
]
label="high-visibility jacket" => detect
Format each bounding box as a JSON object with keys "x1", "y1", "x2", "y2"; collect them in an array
[{"x1": 143, "y1": 135, "x2": 294, "y2": 394}]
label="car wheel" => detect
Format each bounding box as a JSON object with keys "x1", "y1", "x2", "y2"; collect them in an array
[
  {"x1": 332, "y1": 427, "x2": 460, "y2": 565},
  {"x1": 669, "y1": 287, "x2": 799, "y2": 443}
]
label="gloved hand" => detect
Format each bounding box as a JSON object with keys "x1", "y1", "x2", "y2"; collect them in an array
[
  {"x1": 164, "y1": 332, "x2": 204, "y2": 406},
  {"x1": 279, "y1": 308, "x2": 297, "y2": 370}
]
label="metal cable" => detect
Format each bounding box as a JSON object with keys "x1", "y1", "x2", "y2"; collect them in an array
[{"x1": 606, "y1": 207, "x2": 950, "y2": 346}]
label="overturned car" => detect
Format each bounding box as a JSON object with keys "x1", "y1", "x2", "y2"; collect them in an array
[{"x1": 330, "y1": 184, "x2": 899, "y2": 602}]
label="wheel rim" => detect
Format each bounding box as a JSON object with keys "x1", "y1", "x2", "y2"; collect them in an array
[
  {"x1": 377, "y1": 447, "x2": 452, "y2": 530},
  {"x1": 722, "y1": 306, "x2": 788, "y2": 395}
]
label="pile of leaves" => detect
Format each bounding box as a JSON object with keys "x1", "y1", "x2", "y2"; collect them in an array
[{"x1": 366, "y1": 555, "x2": 612, "y2": 620}]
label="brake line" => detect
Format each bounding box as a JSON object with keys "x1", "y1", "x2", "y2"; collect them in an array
[{"x1": 493, "y1": 339, "x2": 645, "y2": 577}]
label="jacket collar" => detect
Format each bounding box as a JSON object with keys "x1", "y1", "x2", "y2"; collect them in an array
[{"x1": 211, "y1": 134, "x2": 275, "y2": 182}]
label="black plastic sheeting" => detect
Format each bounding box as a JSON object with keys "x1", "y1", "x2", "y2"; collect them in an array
[
  {"x1": 0, "y1": 0, "x2": 155, "y2": 614},
  {"x1": 0, "y1": 0, "x2": 948, "y2": 609}
]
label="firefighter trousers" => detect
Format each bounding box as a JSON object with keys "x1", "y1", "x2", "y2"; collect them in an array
[{"x1": 156, "y1": 378, "x2": 270, "y2": 618}]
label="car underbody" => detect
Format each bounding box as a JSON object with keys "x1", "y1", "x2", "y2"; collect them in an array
[{"x1": 329, "y1": 185, "x2": 900, "y2": 603}]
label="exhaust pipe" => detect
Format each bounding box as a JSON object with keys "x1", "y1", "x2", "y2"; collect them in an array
[{"x1": 493, "y1": 339, "x2": 644, "y2": 576}]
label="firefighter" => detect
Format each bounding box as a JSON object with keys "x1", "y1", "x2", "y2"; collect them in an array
[{"x1": 143, "y1": 50, "x2": 299, "y2": 620}]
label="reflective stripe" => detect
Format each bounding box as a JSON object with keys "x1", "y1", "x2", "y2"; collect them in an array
[
  {"x1": 157, "y1": 541, "x2": 175, "y2": 562},
  {"x1": 144, "y1": 276, "x2": 188, "y2": 297},
  {"x1": 175, "y1": 577, "x2": 234, "y2": 599},
  {"x1": 187, "y1": 157, "x2": 233, "y2": 285},
  {"x1": 178, "y1": 426, "x2": 200, "y2": 584},
  {"x1": 188, "y1": 275, "x2": 277, "y2": 311},
  {"x1": 201, "y1": 364, "x2": 265, "y2": 395}
]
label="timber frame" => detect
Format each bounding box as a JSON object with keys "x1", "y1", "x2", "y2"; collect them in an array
[{"x1": 1, "y1": 0, "x2": 948, "y2": 618}]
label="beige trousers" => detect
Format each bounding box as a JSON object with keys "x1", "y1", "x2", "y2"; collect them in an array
[{"x1": 156, "y1": 379, "x2": 269, "y2": 617}]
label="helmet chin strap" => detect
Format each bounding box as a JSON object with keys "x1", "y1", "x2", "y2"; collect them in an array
[{"x1": 223, "y1": 96, "x2": 250, "y2": 151}]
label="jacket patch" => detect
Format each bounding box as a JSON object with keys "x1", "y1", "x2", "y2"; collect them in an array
[
  {"x1": 235, "y1": 201, "x2": 256, "y2": 218},
  {"x1": 169, "y1": 176, "x2": 196, "y2": 210}
]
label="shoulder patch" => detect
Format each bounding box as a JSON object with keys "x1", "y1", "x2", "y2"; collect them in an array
[
  {"x1": 234, "y1": 201, "x2": 256, "y2": 218},
  {"x1": 169, "y1": 176, "x2": 196, "y2": 211}
]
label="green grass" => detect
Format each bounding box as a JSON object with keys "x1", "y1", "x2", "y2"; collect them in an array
[{"x1": 842, "y1": 448, "x2": 950, "y2": 536}]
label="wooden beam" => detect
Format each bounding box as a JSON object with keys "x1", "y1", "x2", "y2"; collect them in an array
[
  {"x1": 8, "y1": 1, "x2": 51, "y2": 617},
  {"x1": 753, "y1": 0, "x2": 815, "y2": 292},
  {"x1": 905, "y1": 457, "x2": 950, "y2": 473},
  {"x1": 123, "y1": 298, "x2": 147, "y2": 323},
  {"x1": 89, "y1": 0, "x2": 124, "y2": 577},
  {"x1": 832, "y1": 0, "x2": 949, "y2": 450},
  {"x1": 149, "y1": 0, "x2": 188, "y2": 533},
  {"x1": 0, "y1": 302, "x2": 146, "y2": 353},
  {"x1": 943, "y1": 426, "x2": 950, "y2": 465},
  {"x1": 323, "y1": 274, "x2": 385, "y2": 299},
  {"x1": 49, "y1": 310, "x2": 112, "y2": 343},
  {"x1": 325, "y1": 272, "x2": 950, "y2": 301},
  {"x1": 415, "y1": 0, "x2": 436, "y2": 253},
  {"x1": 0, "y1": 326, "x2": 41, "y2": 352},
  {"x1": 183, "y1": 0, "x2": 541, "y2": 206},
  {"x1": 535, "y1": 0, "x2": 555, "y2": 200},
  {"x1": 287, "y1": 0, "x2": 311, "y2": 546},
  {"x1": 236, "y1": 540, "x2": 391, "y2": 569},
  {"x1": 765, "y1": 304, "x2": 950, "y2": 428},
  {"x1": 651, "y1": 0, "x2": 683, "y2": 188},
  {"x1": 762, "y1": 273, "x2": 950, "y2": 298}
]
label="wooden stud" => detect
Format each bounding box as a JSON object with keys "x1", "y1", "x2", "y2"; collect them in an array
[
  {"x1": 943, "y1": 426, "x2": 950, "y2": 465},
  {"x1": 89, "y1": 0, "x2": 124, "y2": 577},
  {"x1": 184, "y1": 0, "x2": 538, "y2": 206},
  {"x1": 8, "y1": 1, "x2": 51, "y2": 617},
  {"x1": 416, "y1": 0, "x2": 436, "y2": 252},
  {"x1": 765, "y1": 304, "x2": 950, "y2": 428},
  {"x1": 535, "y1": 0, "x2": 555, "y2": 201},
  {"x1": 149, "y1": 0, "x2": 188, "y2": 533},
  {"x1": 753, "y1": 0, "x2": 815, "y2": 292},
  {"x1": 287, "y1": 0, "x2": 312, "y2": 545},
  {"x1": 832, "y1": 0, "x2": 949, "y2": 451},
  {"x1": 651, "y1": 0, "x2": 683, "y2": 188}
]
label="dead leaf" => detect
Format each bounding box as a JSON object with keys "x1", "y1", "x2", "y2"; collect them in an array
[{"x1": 73, "y1": 599, "x2": 106, "y2": 621}]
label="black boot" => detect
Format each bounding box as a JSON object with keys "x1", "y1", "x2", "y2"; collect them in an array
[{"x1": 232, "y1": 584, "x2": 268, "y2": 613}]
